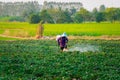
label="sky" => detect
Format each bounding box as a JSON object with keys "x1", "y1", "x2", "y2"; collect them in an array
[{"x1": 0, "y1": 0, "x2": 120, "y2": 11}]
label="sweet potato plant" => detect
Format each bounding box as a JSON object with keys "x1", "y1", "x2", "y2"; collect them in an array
[{"x1": 0, "y1": 40, "x2": 120, "y2": 80}]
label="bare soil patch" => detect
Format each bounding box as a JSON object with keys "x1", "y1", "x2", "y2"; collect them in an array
[{"x1": 0, "y1": 34, "x2": 120, "y2": 40}]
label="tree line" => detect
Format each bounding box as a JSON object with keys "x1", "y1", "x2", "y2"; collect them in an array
[
  {"x1": 0, "y1": 1, "x2": 120, "y2": 23},
  {"x1": 30, "y1": 5, "x2": 120, "y2": 24},
  {"x1": 0, "y1": 1, "x2": 41, "y2": 21}
]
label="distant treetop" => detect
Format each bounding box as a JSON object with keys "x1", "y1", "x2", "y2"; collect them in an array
[{"x1": 43, "y1": 1, "x2": 83, "y2": 11}]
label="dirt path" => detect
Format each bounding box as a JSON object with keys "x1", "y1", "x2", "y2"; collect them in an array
[
  {"x1": 0, "y1": 34, "x2": 31, "y2": 39},
  {"x1": 68, "y1": 35, "x2": 120, "y2": 40},
  {"x1": 0, "y1": 34, "x2": 120, "y2": 40}
]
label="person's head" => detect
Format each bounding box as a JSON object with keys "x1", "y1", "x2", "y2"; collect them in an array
[{"x1": 61, "y1": 32, "x2": 67, "y2": 37}]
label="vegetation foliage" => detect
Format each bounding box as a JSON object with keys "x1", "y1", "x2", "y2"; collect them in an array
[
  {"x1": 0, "y1": 1, "x2": 120, "y2": 80},
  {"x1": 0, "y1": 1, "x2": 120, "y2": 23},
  {"x1": 0, "y1": 40, "x2": 120, "y2": 80}
]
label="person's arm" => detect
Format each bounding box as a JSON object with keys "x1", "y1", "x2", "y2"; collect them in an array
[
  {"x1": 57, "y1": 39, "x2": 60, "y2": 45},
  {"x1": 66, "y1": 37, "x2": 68, "y2": 43}
]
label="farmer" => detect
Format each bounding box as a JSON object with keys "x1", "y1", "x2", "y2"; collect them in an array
[
  {"x1": 57, "y1": 32, "x2": 68, "y2": 51},
  {"x1": 36, "y1": 21, "x2": 44, "y2": 39}
]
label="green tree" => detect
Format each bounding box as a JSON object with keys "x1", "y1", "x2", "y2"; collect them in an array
[
  {"x1": 40, "y1": 10, "x2": 54, "y2": 23},
  {"x1": 79, "y1": 8, "x2": 90, "y2": 22},
  {"x1": 48, "y1": 9, "x2": 72, "y2": 23},
  {"x1": 58, "y1": 10, "x2": 73, "y2": 23},
  {"x1": 47, "y1": 9, "x2": 60, "y2": 23},
  {"x1": 22, "y1": 10, "x2": 34, "y2": 21},
  {"x1": 72, "y1": 13, "x2": 83, "y2": 23},
  {"x1": 56, "y1": 10, "x2": 65, "y2": 23},
  {"x1": 117, "y1": 8, "x2": 120, "y2": 22},
  {"x1": 99, "y1": 5, "x2": 106, "y2": 12},
  {"x1": 92, "y1": 8, "x2": 98, "y2": 21},
  {"x1": 70, "y1": 7, "x2": 77, "y2": 16},
  {"x1": 96, "y1": 12, "x2": 105, "y2": 23},
  {"x1": 105, "y1": 8, "x2": 118, "y2": 22},
  {"x1": 29, "y1": 14, "x2": 40, "y2": 24}
]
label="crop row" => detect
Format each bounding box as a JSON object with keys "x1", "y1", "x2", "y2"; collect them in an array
[{"x1": 0, "y1": 40, "x2": 120, "y2": 80}]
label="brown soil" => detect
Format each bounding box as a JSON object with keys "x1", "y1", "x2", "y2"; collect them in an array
[{"x1": 0, "y1": 34, "x2": 120, "y2": 40}]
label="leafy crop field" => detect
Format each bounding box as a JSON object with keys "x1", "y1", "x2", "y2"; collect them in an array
[
  {"x1": 0, "y1": 40, "x2": 120, "y2": 80},
  {"x1": 0, "y1": 22, "x2": 120, "y2": 38}
]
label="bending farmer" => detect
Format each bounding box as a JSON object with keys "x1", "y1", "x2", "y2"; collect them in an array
[{"x1": 57, "y1": 32, "x2": 68, "y2": 51}]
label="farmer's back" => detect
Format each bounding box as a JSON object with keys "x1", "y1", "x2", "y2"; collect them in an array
[{"x1": 58, "y1": 36, "x2": 68, "y2": 47}]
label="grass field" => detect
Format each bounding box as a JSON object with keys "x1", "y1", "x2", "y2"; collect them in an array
[
  {"x1": 0, "y1": 36, "x2": 19, "y2": 40},
  {"x1": 0, "y1": 22, "x2": 37, "y2": 37},
  {"x1": 0, "y1": 40, "x2": 120, "y2": 79},
  {"x1": 44, "y1": 23, "x2": 120, "y2": 36},
  {"x1": 0, "y1": 22, "x2": 120, "y2": 38}
]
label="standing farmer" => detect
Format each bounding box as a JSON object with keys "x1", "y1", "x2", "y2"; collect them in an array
[
  {"x1": 36, "y1": 21, "x2": 44, "y2": 39},
  {"x1": 57, "y1": 32, "x2": 68, "y2": 51}
]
